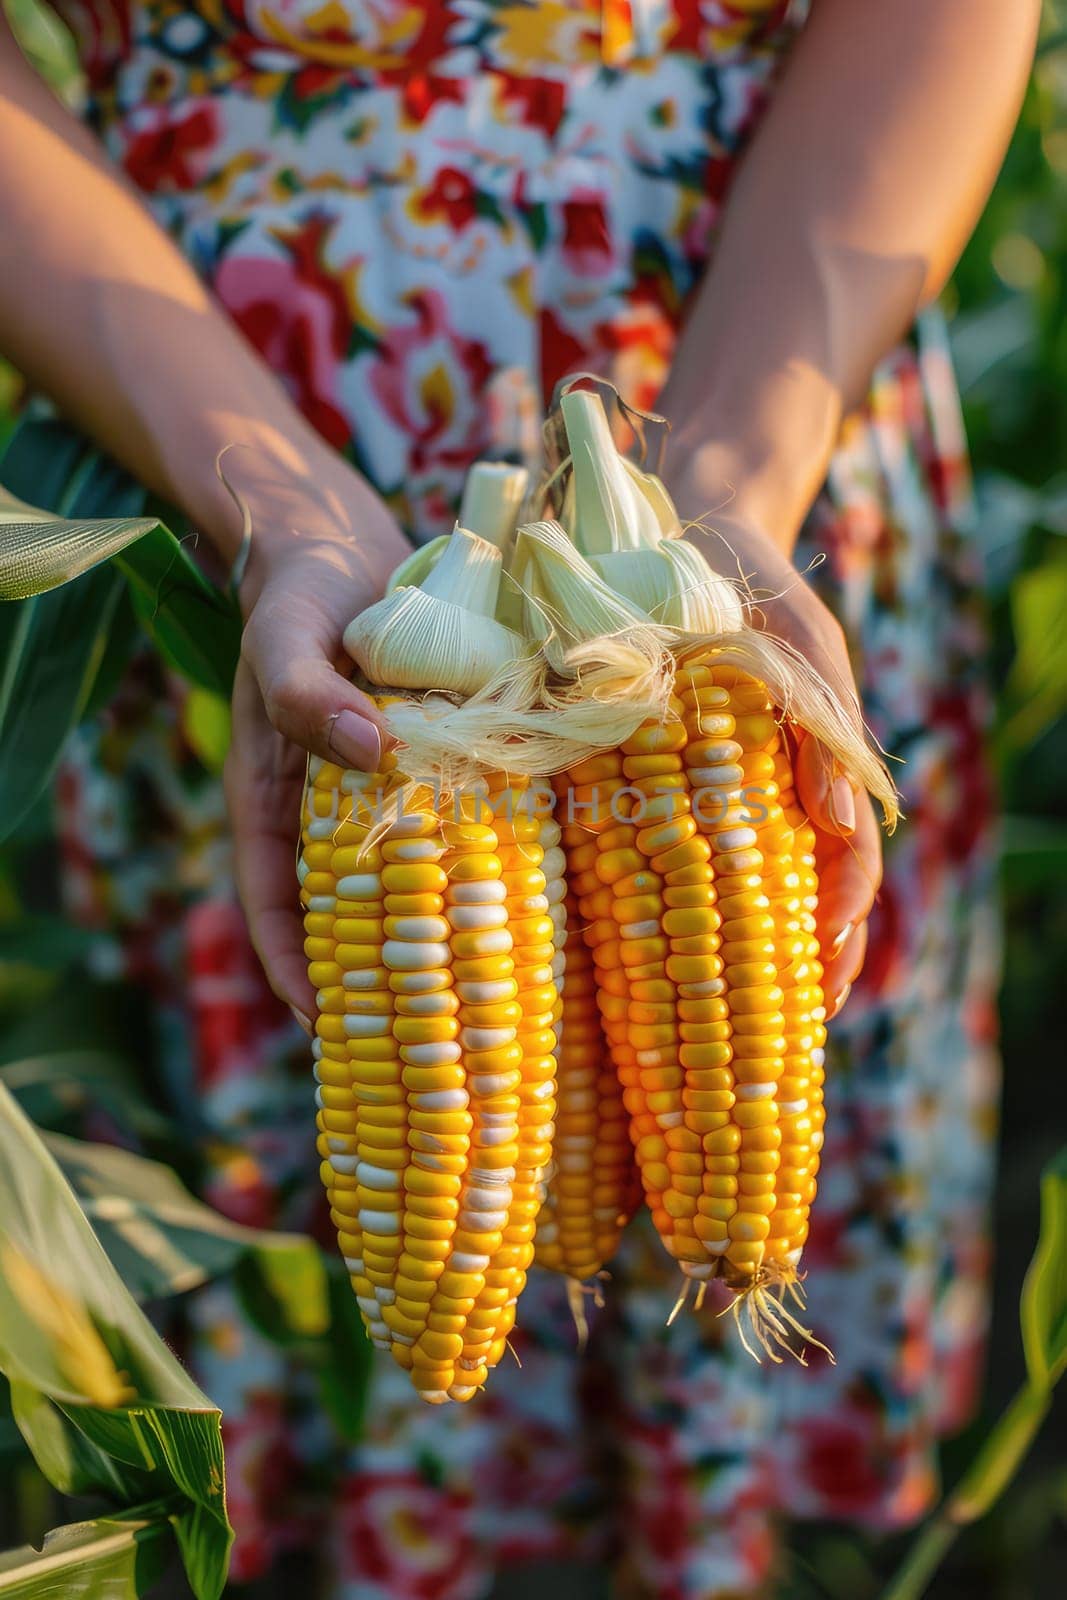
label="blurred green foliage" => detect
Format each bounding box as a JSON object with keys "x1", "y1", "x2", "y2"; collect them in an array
[{"x1": 0, "y1": 0, "x2": 1066, "y2": 1596}]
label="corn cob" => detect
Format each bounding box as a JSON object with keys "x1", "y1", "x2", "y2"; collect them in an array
[
  {"x1": 514, "y1": 382, "x2": 897, "y2": 1359},
  {"x1": 557, "y1": 663, "x2": 830, "y2": 1357},
  {"x1": 303, "y1": 478, "x2": 574, "y2": 1402},
  {"x1": 300, "y1": 752, "x2": 564, "y2": 1402},
  {"x1": 533, "y1": 857, "x2": 641, "y2": 1290}
]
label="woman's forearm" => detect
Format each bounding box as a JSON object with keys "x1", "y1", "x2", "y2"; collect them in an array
[
  {"x1": 660, "y1": 0, "x2": 1040, "y2": 550},
  {"x1": 0, "y1": 20, "x2": 363, "y2": 563}
]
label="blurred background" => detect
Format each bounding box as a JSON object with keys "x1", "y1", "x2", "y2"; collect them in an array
[{"x1": 0, "y1": 1, "x2": 1064, "y2": 1596}]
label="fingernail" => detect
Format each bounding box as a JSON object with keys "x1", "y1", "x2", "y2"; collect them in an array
[
  {"x1": 830, "y1": 921, "x2": 855, "y2": 958},
  {"x1": 289, "y1": 1005, "x2": 313, "y2": 1036},
  {"x1": 829, "y1": 776, "x2": 856, "y2": 835},
  {"x1": 329, "y1": 709, "x2": 382, "y2": 770},
  {"x1": 829, "y1": 982, "x2": 852, "y2": 1021}
]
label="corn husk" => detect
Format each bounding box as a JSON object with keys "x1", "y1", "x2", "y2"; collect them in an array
[
  {"x1": 345, "y1": 528, "x2": 527, "y2": 697},
  {"x1": 533, "y1": 382, "x2": 899, "y2": 825},
  {"x1": 459, "y1": 461, "x2": 529, "y2": 554},
  {"x1": 386, "y1": 534, "x2": 449, "y2": 594}
]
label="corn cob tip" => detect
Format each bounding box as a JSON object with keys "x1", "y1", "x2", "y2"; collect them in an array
[
  {"x1": 672, "y1": 1261, "x2": 836, "y2": 1368},
  {"x1": 563, "y1": 1273, "x2": 609, "y2": 1351}
]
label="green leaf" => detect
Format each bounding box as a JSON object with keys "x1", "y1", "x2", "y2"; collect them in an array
[
  {"x1": 0, "y1": 1378, "x2": 31, "y2": 1472},
  {"x1": 0, "y1": 1502, "x2": 175, "y2": 1599},
  {"x1": 83, "y1": 589, "x2": 139, "y2": 719},
  {"x1": 1020, "y1": 1146, "x2": 1067, "y2": 1387},
  {"x1": 180, "y1": 688, "x2": 231, "y2": 774},
  {"x1": 0, "y1": 566, "x2": 126, "y2": 842},
  {"x1": 0, "y1": 424, "x2": 144, "y2": 842},
  {"x1": 519, "y1": 201, "x2": 549, "y2": 252},
  {"x1": 44, "y1": 1130, "x2": 329, "y2": 1337},
  {"x1": 0, "y1": 509, "x2": 161, "y2": 601},
  {"x1": 0, "y1": 1050, "x2": 172, "y2": 1147},
  {"x1": 0, "y1": 417, "x2": 242, "y2": 698},
  {"x1": 8, "y1": 1381, "x2": 137, "y2": 1500},
  {"x1": 111, "y1": 526, "x2": 241, "y2": 698},
  {"x1": 310, "y1": 1266, "x2": 372, "y2": 1443},
  {"x1": 947, "y1": 1385, "x2": 1051, "y2": 1525},
  {"x1": 0, "y1": 418, "x2": 94, "y2": 515},
  {"x1": 1001, "y1": 554, "x2": 1067, "y2": 750},
  {"x1": 0, "y1": 1085, "x2": 232, "y2": 1599},
  {"x1": 883, "y1": 1149, "x2": 1067, "y2": 1600},
  {"x1": 0, "y1": 919, "x2": 96, "y2": 970}
]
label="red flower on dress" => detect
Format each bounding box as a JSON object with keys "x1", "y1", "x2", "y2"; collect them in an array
[
  {"x1": 416, "y1": 167, "x2": 480, "y2": 231},
  {"x1": 498, "y1": 74, "x2": 567, "y2": 138},
  {"x1": 403, "y1": 73, "x2": 466, "y2": 124},
  {"x1": 292, "y1": 64, "x2": 347, "y2": 101},
  {"x1": 123, "y1": 103, "x2": 218, "y2": 193},
  {"x1": 624, "y1": 1417, "x2": 694, "y2": 1583},
  {"x1": 538, "y1": 307, "x2": 591, "y2": 402},
  {"x1": 214, "y1": 215, "x2": 353, "y2": 449},
  {"x1": 917, "y1": 687, "x2": 994, "y2": 873},
  {"x1": 187, "y1": 899, "x2": 289, "y2": 1095},
  {"x1": 369, "y1": 288, "x2": 493, "y2": 474},
  {"x1": 224, "y1": 1393, "x2": 303, "y2": 1583},
  {"x1": 797, "y1": 1403, "x2": 891, "y2": 1519},
  {"x1": 336, "y1": 1472, "x2": 481, "y2": 1599},
  {"x1": 561, "y1": 193, "x2": 613, "y2": 277}
]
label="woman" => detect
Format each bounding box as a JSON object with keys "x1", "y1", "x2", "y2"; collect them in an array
[{"x1": 0, "y1": 2, "x2": 1033, "y2": 1594}]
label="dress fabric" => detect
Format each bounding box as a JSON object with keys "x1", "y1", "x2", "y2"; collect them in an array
[{"x1": 45, "y1": 2, "x2": 999, "y2": 1595}]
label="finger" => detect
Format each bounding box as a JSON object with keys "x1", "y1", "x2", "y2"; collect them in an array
[
  {"x1": 823, "y1": 920, "x2": 868, "y2": 1018},
  {"x1": 814, "y1": 792, "x2": 882, "y2": 954},
  {"x1": 243, "y1": 597, "x2": 391, "y2": 771},
  {"x1": 225, "y1": 661, "x2": 316, "y2": 1017},
  {"x1": 795, "y1": 730, "x2": 858, "y2": 839}
]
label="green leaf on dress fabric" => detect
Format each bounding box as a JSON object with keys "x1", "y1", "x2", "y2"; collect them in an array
[
  {"x1": 0, "y1": 1086, "x2": 232, "y2": 1600},
  {"x1": 309, "y1": 1265, "x2": 373, "y2": 1444},
  {"x1": 518, "y1": 200, "x2": 549, "y2": 253}
]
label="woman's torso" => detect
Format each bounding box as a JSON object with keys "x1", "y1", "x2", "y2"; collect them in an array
[{"x1": 46, "y1": 0, "x2": 807, "y2": 533}]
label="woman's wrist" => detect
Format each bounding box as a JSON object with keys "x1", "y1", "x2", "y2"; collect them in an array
[
  {"x1": 664, "y1": 439, "x2": 813, "y2": 558},
  {"x1": 658, "y1": 352, "x2": 843, "y2": 558},
  {"x1": 162, "y1": 416, "x2": 353, "y2": 560},
  {"x1": 150, "y1": 410, "x2": 404, "y2": 610}
]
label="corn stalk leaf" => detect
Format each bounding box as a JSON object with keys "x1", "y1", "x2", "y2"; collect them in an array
[
  {"x1": 0, "y1": 1502, "x2": 175, "y2": 1599},
  {"x1": 110, "y1": 525, "x2": 241, "y2": 698},
  {"x1": 0, "y1": 1049, "x2": 172, "y2": 1147},
  {"x1": 0, "y1": 417, "x2": 241, "y2": 699},
  {"x1": 1000, "y1": 554, "x2": 1067, "y2": 752},
  {"x1": 0, "y1": 1085, "x2": 232, "y2": 1600},
  {"x1": 0, "y1": 511, "x2": 160, "y2": 601},
  {"x1": 1020, "y1": 1146, "x2": 1067, "y2": 1387},
  {"x1": 44, "y1": 1130, "x2": 329, "y2": 1338},
  {"x1": 883, "y1": 1147, "x2": 1067, "y2": 1600},
  {"x1": 7, "y1": 1381, "x2": 138, "y2": 1501},
  {"x1": 0, "y1": 566, "x2": 125, "y2": 843},
  {"x1": 39, "y1": 1129, "x2": 371, "y2": 1441}
]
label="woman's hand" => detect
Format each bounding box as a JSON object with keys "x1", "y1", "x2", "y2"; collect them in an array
[
  {"x1": 667, "y1": 476, "x2": 883, "y2": 1019},
  {"x1": 222, "y1": 467, "x2": 410, "y2": 1026}
]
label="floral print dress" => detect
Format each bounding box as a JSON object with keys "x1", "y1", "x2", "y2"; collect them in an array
[{"x1": 43, "y1": 1, "x2": 999, "y2": 1595}]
